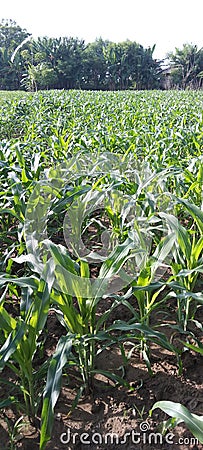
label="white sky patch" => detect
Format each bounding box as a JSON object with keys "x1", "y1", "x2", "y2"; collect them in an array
[{"x1": 0, "y1": 0, "x2": 203, "y2": 59}]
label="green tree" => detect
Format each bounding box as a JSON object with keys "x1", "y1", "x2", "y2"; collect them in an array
[
  {"x1": 103, "y1": 41, "x2": 162, "y2": 90},
  {"x1": 0, "y1": 19, "x2": 163, "y2": 91},
  {"x1": 81, "y1": 38, "x2": 109, "y2": 90},
  {"x1": 0, "y1": 19, "x2": 30, "y2": 89},
  {"x1": 21, "y1": 63, "x2": 58, "y2": 91},
  {"x1": 168, "y1": 44, "x2": 203, "y2": 89},
  {"x1": 32, "y1": 36, "x2": 85, "y2": 89}
]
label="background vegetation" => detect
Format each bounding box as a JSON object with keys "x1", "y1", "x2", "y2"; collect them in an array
[{"x1": 0, "y1": 19, "x2": 203, "y2": 91}]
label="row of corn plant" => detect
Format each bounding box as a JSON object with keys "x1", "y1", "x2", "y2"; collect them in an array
[{"x1": 0, "y1": 90, "x2": 202, "y2": 448}]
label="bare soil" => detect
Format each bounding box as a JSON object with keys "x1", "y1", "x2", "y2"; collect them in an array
[
  {"x1": 1, "y1": 221, "x2": 203, "y2": 449},
  {"x1": 0, "y1": 300, "x2": 203, "y2": 450}
]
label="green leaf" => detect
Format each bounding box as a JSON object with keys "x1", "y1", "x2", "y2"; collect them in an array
[
  {"x1": 40, "y1": 335, "x2": 72, "y2": 450},
  {"x1": 0, "y1": 275, "x2": 38, "y2": 288},
  {"x1": 151, "y1": 231, "x2": 176, "y2": 275},
  {"x1": 0, "y1": 396, "x2": 17, "y2": 409},
  {"x1": 160, "y1": 213, "x2": 191, "y2": 262},
  {"x1": 95, "y1": 237, "x2": 135, "y2": 298},
  {"x1": 179, "y1": 340, "x2": 203, "y2": 355},
  {"x1": 0, "y1": 305, "x2": 16, "y2": 333},
  {"x1": 0, "y1": 321, "x2": 27, "y2": 371},
  {"x1": 92, "y1": 369, "x2": 133, "y2": 389},
  {"x1": 192, "y1": 236, "x2": 203, "y2": 261},
  {"x1": 178, "y1": 265, "x2": 203, "y2": 276},
  {"x1": 151, "y1": 401, "x2": 203, "y2": 444},
  {"x1": 30, "y1": 261, "x2": 55, "y2": 333},
  {"x1": 175, "y1": 198, "x2": 203, "y2": 234},
  {"x1": 43, "y1": 240, "x2": 92, "y2": 299},
  {"x1": 108, "y1": 321, "x2": 177, "y2": 353},
  {"x1": 43, "y1": 240, "x2": 77, "y2": 275}
]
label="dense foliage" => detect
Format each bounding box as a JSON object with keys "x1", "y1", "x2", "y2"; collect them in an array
[
  {"x1": 167, "y1": 43, "x2": 203, "y2": 89},
  {"x1": 0, "y1": 89, "x2": 203, "y2": 447},
  {"x1": 1, "y1": 19, "x2": 202, "y2": 91}
]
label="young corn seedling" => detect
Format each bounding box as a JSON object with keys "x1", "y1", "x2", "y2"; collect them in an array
[
  {"x1": 161, "y1": 199, "x2": 203, "y2": 331},
  {"x1": 128, "y1": 228, "x2": 178, "y2": 372},
  {"x1": 176, "y1": 156, "x2": 203, "y2": 208},
  {"x1": 39, "y1": 233, "x2": 182, "y2": 450},
  {"x1": 38, "y1": 234, "x2": 144, "y2": 449},
  {"x1": 0, "y1": 264, "x2": 54, "y2": 423}
]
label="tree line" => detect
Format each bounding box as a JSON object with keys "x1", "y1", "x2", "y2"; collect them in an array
[{"x1": 0, "y1": 19, "x2": 203, "y2": 91}]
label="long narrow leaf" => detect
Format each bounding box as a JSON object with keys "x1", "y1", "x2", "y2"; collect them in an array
[
  {"x1": 175, "y1": 198, "x2": 203, "y2": 233},
  {"x1": 108, "y1": 321, "x2": 177, "y2": 353},
  {"x1": 151, "y1": 401, "x2": 203, "y2": 444},
  {"x1": 0, "y1": 321, "x2": 26, "y2": 371},
  {"x1": 40, "y1": 335, "x2": 72, "y2": 450}
]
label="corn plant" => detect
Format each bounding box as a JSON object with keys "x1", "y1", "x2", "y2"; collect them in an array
[
  {"x1": 161, "y1": 199, "x2": 203, "y2": 330},
  {"x1": 1, "y1": 89, "x2": 203, "y2": 449},
  {"x1": 0, "y1": 264, "x2": 54, "y2": 422},
  {"x1": 1, "y1": 414, "x2": 28, "y2": 450},
  {"x1": 38, "y1": 236, "x2": 182, "y2": 450},
  {"x1": 175, "y1": 157, "x2": 203, "y2": 208},
  {"x1": 150, "y1": 401, "x2": 203, "y2": 444}
]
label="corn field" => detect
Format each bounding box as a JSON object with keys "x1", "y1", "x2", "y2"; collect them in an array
[{"x1": 0, "y1": 89, "x2": 203, "y2": 449}]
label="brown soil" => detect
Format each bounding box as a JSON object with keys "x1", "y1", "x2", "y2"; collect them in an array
[
  {"x1": 0, "y1": 301, "x2": 203, "y2": 450},
  {"x1": 1, "y1": 221, "x2": 203, "y2": 450}
]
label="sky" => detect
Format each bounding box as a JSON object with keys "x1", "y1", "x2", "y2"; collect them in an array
[{"x1": 1, "y1": 0, "x2": 203, "y2": 60}]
